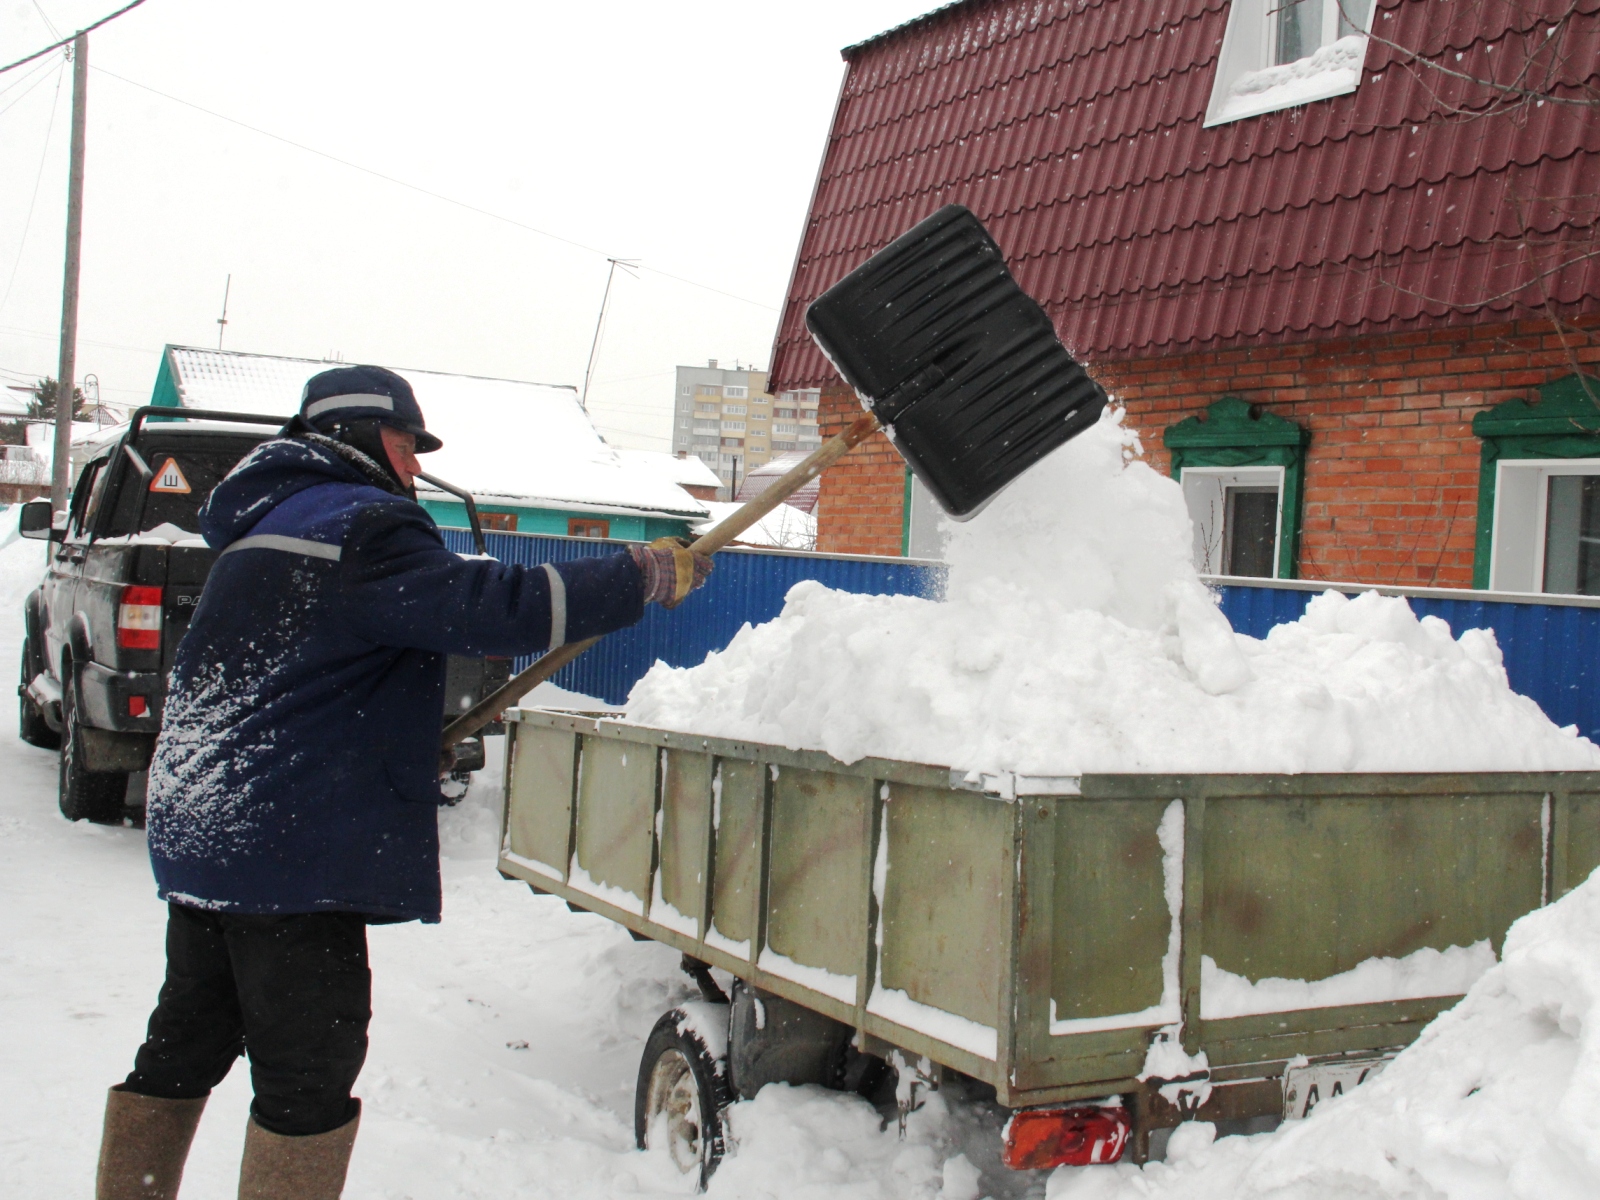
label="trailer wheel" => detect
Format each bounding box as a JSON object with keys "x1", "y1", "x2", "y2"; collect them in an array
[
  {"x1": 58, "y1": 670, "x2": 128, "y2": 824},
  {"x1": 18, "y1": 639, "x2": 59, "y2": 749},
  {"x1": 635, "y1": 1006, "x2": 729, "y2": 1189}
]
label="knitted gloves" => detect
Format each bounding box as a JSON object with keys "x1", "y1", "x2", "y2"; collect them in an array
[{"x1": 629, "y1": 537, "x2": 714, "y2": 608}]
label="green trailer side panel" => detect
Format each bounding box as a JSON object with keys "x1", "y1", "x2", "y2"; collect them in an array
[
  {"x1": 1051, "y1": 799, "x2": 1171, "y2": 1022},
  {"x1": 659, "y1": 751, "x2": 714, "y2": 931},
  {"x1": 1560, "y1": 792, "x2": 1600, "y2": 898},
  {"x1": 766, "y1": 768, "x2": 873, "y2": 980},
  {"x1": 880, "y1": 785, "x2": 1012, "y2": 1028},
  {"x1": 506, "y1": 726, "x2": 577, "y2": 875},
  {"x1": 572, "y1": 737, "x2": 656, "y2": 904},
  {"x1": 710, "y1": 759, "x2": 765, "y2": 949},
  {"x1": 1203, "y1": 793, "x2": 1545, "y2": 981}
]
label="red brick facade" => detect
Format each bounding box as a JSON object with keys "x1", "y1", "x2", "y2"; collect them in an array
[{"x1": 816, "y1": 318, "x2": 1600, "y2": 588}]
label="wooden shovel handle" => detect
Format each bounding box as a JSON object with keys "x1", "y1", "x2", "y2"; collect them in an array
[{"x1": 440, "y1": 411, "x2": 882, "y2": 750}]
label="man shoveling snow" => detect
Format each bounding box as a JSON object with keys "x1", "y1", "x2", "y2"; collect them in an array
[{"x1": 93, "y1": 366, "x2": 711, "y2": 1200}]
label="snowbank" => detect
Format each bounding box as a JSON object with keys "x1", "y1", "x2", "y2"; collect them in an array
[
  {"x1": 627, "y1": 411, "x2": 1600, "y2": 775},
  {"x1": 1051, "y1": 867, "x2": 1600, "y2": 1200}
]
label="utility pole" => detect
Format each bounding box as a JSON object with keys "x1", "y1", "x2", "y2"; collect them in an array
[
  {"x1": 580, "y1": 257, "x2": 637, "y2": 411},
  {"x1": 216, "y1": 274, "x2": 232, "y2": 349},
  {"x1": 51, "y1": 31, "x2": 87, "y2": 515}
]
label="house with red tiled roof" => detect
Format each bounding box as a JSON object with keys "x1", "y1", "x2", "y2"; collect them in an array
[{"x1": 771, "y1": 0, "x2": 1600, "y2": 593}]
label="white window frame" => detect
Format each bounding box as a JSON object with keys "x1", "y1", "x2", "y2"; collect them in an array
[
  {"x1": 1181, "y1": 465, "x2": 1286, "y2": 577},
  {"x1": 721, "y1": 420, "x2": 745, "y2": 432},
  {"x1": 1205, "y1": 0, "x2": 1376, "y2": 127},
  {"x1": 905, "y1": 473, "x2": 948, "y2": 561},
  {"x1": 1489, "y1": 458, "x2": 1600, "y2": 594},
  {"x1": 723, "y1": 385, "x2": 748, "y2": 399}
]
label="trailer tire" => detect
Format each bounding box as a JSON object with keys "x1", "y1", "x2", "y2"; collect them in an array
[
  {"x1": 635, "y1": 1005, "x2": 730, "y2": 1189},
  {"x1": 58, "y1": 669, "x2": 128, "y2": 824},
  {"x1": 18, "y1": 638, "x2": 59, "y2": 749}
]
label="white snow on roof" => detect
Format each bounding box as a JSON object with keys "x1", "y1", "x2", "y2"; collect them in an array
[
  {"x1": 616, "y1": 449, "x2": 721, "y2": 490},
  {"x1": 162, "y1": 346, "x2": 706, "y2": 520},
  {"x1": 693, "y1": 500, "x2": 816, "y2": 550}
]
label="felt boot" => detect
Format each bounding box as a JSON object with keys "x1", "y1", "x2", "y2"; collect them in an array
[
  {"x1": 95, "y1": 1087, "x2": 207, "y2": 1200},
  {"x1": 237, "y1": 1108, "x2": 359, "y2": 1200}
]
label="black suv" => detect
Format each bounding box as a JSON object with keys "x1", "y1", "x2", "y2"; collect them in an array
[{"x1": 19, "y1": 406, "x2": 506, "y2": 822}]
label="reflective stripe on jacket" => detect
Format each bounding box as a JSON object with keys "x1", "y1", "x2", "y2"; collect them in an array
[{"x1": 146, "y1": 436, "x2": 644, "y2": 922}]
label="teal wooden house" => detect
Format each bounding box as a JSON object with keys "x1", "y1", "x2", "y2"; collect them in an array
[{"x1": 150, "y1": 346, "x2": 709, "y2": 542}]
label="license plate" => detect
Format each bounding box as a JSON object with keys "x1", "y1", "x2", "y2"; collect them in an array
[{"x1": 1282, "y1": 1058, "x2": 1389, "y2": 1120}]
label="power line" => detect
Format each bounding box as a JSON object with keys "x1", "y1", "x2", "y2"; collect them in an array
[
  {"x1": 92, "y1": 67, "x2": 780, "y2": 313},
  {"x1": 0, "y1": 62, "x2": 65, "y2": 316},
  {"x1": 0, "y1": 52, "x2": 61, "y2": 118},
  {"x1": 0, "y1": 0, "x2": 148, "y2": 76},
  {"x1": 31, "y1": 1, "x2": 63, "y2": 40},
  {"x1": 0, "y1": 45, "x2": 58, "y2": 102},
  {"x1": 0, "y1": 323, "x2": 160, "y2": 354}
]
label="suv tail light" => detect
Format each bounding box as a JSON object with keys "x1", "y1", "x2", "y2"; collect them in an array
[
  {"x1": 1001, "y1": 1105, "x2": 1131, "y2": 1170},
  {"x1": 117, "y1": 585, "x2": 163, "y2": 650}
]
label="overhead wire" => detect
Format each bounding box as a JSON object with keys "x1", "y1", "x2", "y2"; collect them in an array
[
  {"x1": 0, "y1": 59, "x2": 66, "y2": 317},
  {"x1": 0, "y1": 52, "x2": 61, "y2": 116},
  {"x1": 30, "y1": 1, "x2": 63, "y2": 40},
  {"x1": 0, "y1": 0, "x2": 148, "y2": 76},
  {"x1": 0, "y1": 323, "x2": 161, "y2": 354},
  {"x1": 91, "y1": 67, "x2": 780, "y2": 313}
]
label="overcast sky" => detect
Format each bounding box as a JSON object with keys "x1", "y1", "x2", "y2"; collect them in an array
[{"x1": 0, "y1": 0, "x2": 925, "y2": 449}]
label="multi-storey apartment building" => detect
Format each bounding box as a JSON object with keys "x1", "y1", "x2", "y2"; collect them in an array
[{"x1": 672, "y1": 363, "x2": 822, "y2": 497}]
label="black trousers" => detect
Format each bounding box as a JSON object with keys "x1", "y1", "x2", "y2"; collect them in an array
[{"x1": 123, "y1": 904, "x2": 371, "y2": 1136}]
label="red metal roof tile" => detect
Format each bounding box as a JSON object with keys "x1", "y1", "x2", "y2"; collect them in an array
[{"x1": 770, "y1": 0, "x2": 1600, "y2": 389}]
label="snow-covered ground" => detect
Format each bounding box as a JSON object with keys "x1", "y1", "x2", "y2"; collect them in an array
[
  {"x1": 4, "y1": 503, "x2": 1599, "y2": 1198},
  {"x1": 0, "y1": 519, "x2": 981, "y2": 1199}
]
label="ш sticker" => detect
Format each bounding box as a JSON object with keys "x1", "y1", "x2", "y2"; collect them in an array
[{"x1": 150, "y1": 458, "x2": 191, "y2": 494}]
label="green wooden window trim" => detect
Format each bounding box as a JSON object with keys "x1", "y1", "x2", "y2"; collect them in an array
[
  {"x1": 901, "y1": 466, "x2": 913, "y2": 557},
  {"x1": 1471, "y1": 373, "x2": 1600, "y2": 589},
  {"x1": 1163, "y1": 396, "x2": 1310, "y2": 580}
]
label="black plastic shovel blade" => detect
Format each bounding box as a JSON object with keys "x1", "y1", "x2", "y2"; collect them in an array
[{"x1": 805, "y1": 204, "x2": 1106, "y2": 519}]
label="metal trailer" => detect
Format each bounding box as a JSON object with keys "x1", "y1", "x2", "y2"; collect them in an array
[{"x1": 496, "y1": 707, "x2": 1600, "y2": 1184}]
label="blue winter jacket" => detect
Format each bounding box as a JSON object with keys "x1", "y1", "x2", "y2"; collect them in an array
[{"x1": 145, "y1": 436, "x2": 645, "y2": 923}]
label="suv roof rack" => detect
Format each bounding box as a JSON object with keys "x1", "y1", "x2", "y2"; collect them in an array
[{"x1": 128, "y1": 406, "x2": 288, "y2": 439}]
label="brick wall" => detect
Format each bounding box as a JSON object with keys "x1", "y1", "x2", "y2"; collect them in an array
[
  {"x1": 814, "y1": 384, "x2": 907, "y2": 557},
  {"x1": 813, "y1": 317, "x2": 1600, "y2": 587}
]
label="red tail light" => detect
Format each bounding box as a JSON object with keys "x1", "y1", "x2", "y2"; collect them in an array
[
  {"x1": 1001, "y1": 1105, "x2": 1131, "y2": 1170},
  {"x1": 117, "y1": 585, "x2": 163, "y2": 650}
]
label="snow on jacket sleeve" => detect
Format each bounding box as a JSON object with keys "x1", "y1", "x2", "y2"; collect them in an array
[{"x1": 334, "y1": 499, "x2": 646, "y2": 657}]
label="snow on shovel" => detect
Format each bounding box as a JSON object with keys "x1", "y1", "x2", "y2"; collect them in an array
[{"x1": 441, "y1": 204, "x2": 1105, "y2": 751}]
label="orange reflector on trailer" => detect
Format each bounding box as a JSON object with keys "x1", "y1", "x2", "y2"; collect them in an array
[{"x1": 1001, "y1": 1105, "x2": 1131, "y2": 1170}]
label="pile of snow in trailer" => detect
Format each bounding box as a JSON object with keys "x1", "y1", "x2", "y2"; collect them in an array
[{"x1": 627, "y1": 408, "x2": 1600, "y2": 776}]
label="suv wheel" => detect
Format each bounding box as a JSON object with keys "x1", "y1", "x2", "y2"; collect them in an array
[
  {"x1": 59, "y1": 668, "x2": 128, "y2": 823},
  {"x1": 17, "y1": 637, "x2": 60, "y2": 749}
]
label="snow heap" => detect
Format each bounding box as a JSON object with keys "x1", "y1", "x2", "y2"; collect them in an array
[
  {"x1": 1050, "y1": 867, "x2": 1600, "y2": 1200},
  {"x1": 627, "y1": 410, "x2": 1600, "y2": 775}
]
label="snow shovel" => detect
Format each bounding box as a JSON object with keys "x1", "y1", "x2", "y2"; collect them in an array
[{"x1": 441, "y1": 204, "x2": 1103, "y2": 751}]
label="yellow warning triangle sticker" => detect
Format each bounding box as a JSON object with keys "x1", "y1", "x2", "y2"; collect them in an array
[{"x1": 149, "y1": 457, "x2": 192, "y2": 494}]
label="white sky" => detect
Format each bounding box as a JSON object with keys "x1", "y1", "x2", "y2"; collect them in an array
[{"x1": 0, "y1": 0, "x2": 927, "y2": 449}]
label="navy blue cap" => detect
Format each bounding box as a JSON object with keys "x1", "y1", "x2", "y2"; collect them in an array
[{"x1": 299, "y1": 365, "x2": 441, "y2": 453}]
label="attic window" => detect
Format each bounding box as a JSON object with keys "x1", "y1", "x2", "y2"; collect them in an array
[{"x1": 1205, "y1": 0, "x2": 1375, "y2": 127}]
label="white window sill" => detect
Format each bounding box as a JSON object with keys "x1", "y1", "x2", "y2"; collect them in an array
[{"x1": 1205, "y1": 34, "x2": 1368, "y2": 127}]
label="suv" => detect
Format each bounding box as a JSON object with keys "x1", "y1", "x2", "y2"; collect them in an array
[{"x1": 18, "y1": 406, "x2": 506, "y2": 822}]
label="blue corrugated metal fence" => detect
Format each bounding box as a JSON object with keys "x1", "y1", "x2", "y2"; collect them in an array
[
  {"x1": 444, "y1": 528, "x2": 1600, "y2": 742},
  {"x1": 440, "y1": 530, "x2": 937, "y2": 706},
  {"x1": 1212, "y1": 582, "x2": 1600, "y2": 745}
]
